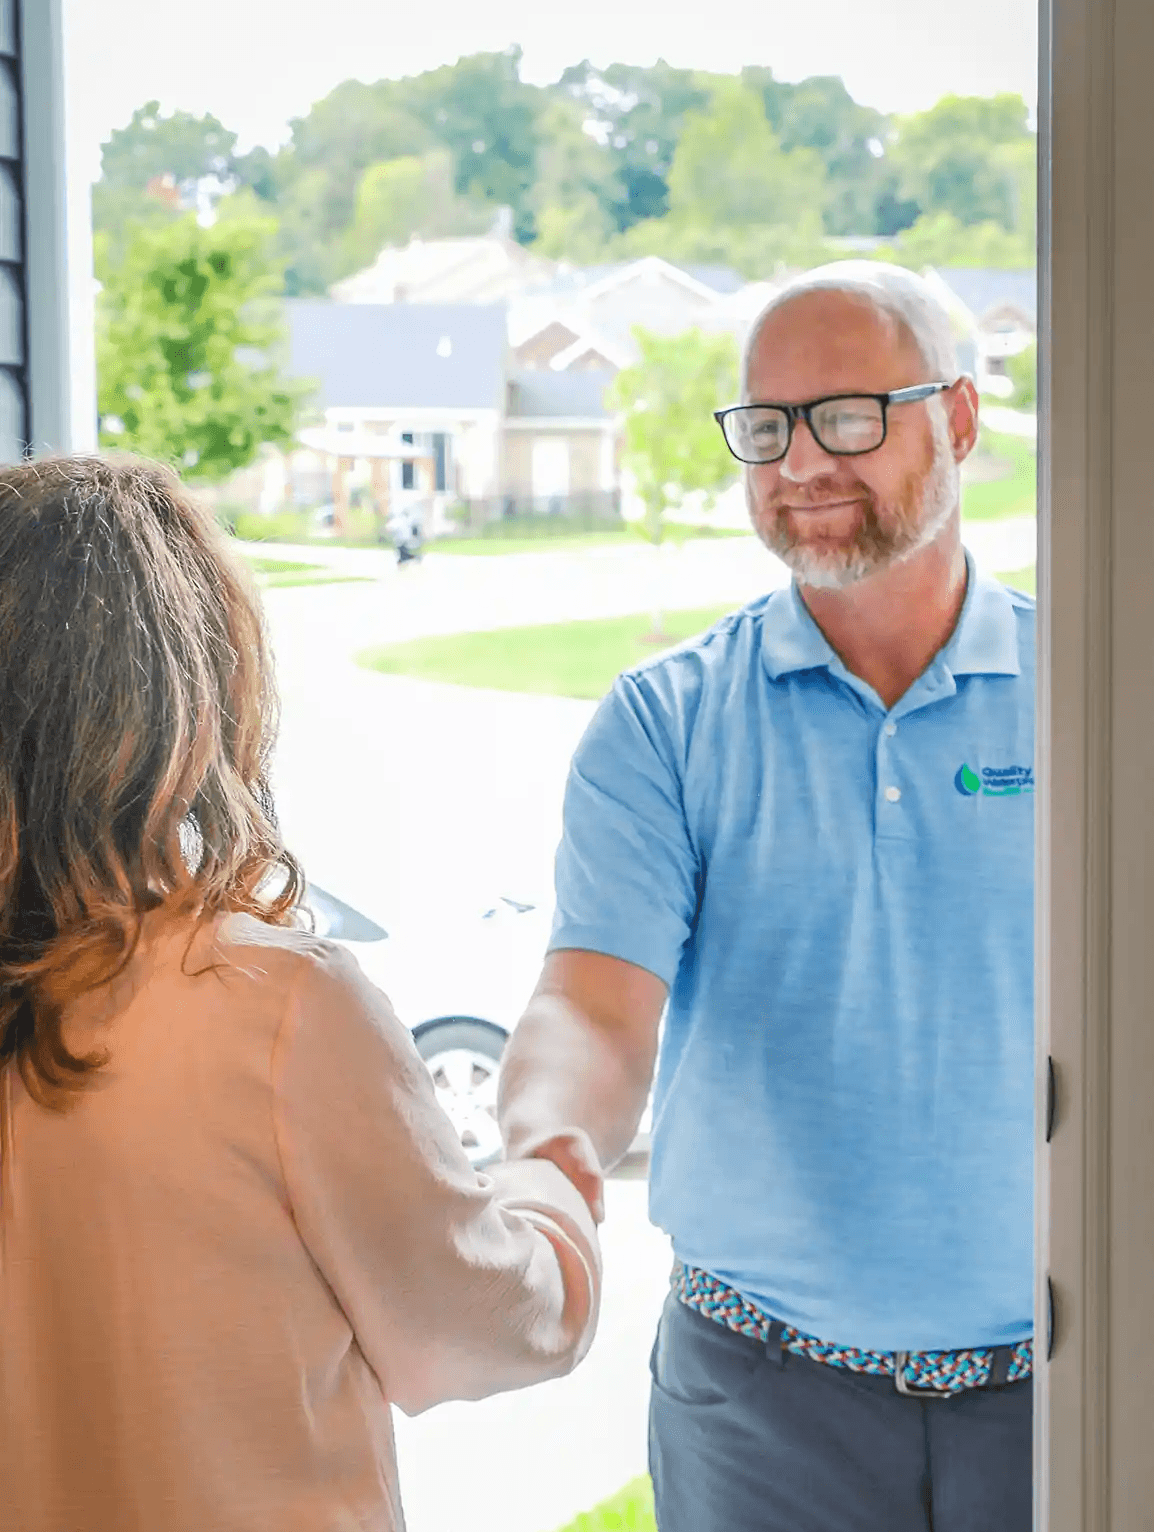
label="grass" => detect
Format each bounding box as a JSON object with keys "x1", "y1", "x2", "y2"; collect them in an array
[
  {"x1": 357, "y1": 604, "x2": 738, "y2": 701},
  {"x1": 997, "y1": 564, "x2": 1037, "y2": 595},
  {"x1": 548, "y1": 1477, "x2": 655, "y2": 1532},
  {"x1": 240, "y1": 555, "x2": 373, "y2": 590},
  {"x1": 961, "y1": 430, "x2": 1037, "y2": 522},
  {"x1": 360, "y1": 556, "x2": 1039, "y2": 701}
]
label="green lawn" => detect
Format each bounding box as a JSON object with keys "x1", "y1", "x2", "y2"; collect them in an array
[
  {"x1": 240, "y1": 555, "x2": 373, "y2": 590},
  {"x1": 961, "y1": 430, "x2": 1037, "y2": 522},
  {"x1": 548, "y1": 1477, "x2": 655, "y2": 1532},
  {"x1": 358, "y1": 604, "x2": 738, "y2": 701},
  {"x1": 997, "y1": 564, "x2": 1037, "y2": 594}
]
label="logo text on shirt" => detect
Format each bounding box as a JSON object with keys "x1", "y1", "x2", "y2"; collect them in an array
[{"x1": 954, "y1": 762, "x2": 1035, "y2": 797}]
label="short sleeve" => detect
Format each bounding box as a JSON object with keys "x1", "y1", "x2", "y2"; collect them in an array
[
  {"x1": 270, "y1": 942, "x2": 601, "y2": 1417},
  {"x1": 551, "y1": 672, "x2": 699, "y2": 986}
]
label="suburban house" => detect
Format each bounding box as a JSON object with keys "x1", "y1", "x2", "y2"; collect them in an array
[
  {"x1": 271, "y1": 299, "x2": 619, "y2": 534},
  {"x1": 921, "y1": 267, "x2": 1037, "y2": 394},
  {"x1": 331, "y1": 234, "x2": 762, "y2": 374},
  {"x1": 329, "y1": 228, "x2": 558, "y2": 307},
  {"x1": 507, "y1": 255, "x2": 764, "y2": 374},
  {"x1": 230, "y1": 238, "x2": 1036, "y2": 531}
]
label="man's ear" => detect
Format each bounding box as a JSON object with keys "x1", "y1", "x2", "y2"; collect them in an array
[{"x1": 948, "y1": 376, "x2": 981, "y2": 464}]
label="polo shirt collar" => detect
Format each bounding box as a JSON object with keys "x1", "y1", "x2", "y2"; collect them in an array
[
  {"x1": 941, "y1": 555, "x2": 1022, "y2": 677},
  {"x1": 760, "y1": 551, "x2": 1022, "y2": 683}
]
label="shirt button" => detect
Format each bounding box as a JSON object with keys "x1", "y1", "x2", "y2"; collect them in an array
[
  {"x1": 884, "y1": 785, "x2": 902, "y2": 803},
  {"x1": 883, "y1": 722, "x2": 897, "y2": 737}
]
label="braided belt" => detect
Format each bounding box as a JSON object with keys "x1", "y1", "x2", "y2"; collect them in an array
[{"x1": 673, "y1": 1261, "x2": 1032, "y2": 1398}]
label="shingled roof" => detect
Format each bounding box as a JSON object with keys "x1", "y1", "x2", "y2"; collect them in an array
[{"x1": 285, "y1": 301, "x2": 507, "y2": 411}]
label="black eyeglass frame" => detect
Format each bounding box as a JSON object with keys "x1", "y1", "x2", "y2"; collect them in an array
[{"x1": 713, "y1": 381, "x2": 954, "y2": 465}]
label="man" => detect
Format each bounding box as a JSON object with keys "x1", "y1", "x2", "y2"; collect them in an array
[{"x1": 497, "y1": 261, "x2": 1034, "y2": 1531}]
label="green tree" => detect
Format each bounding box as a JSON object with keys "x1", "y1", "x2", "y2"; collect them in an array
[
  {"x1": 879, "y1": 210, "x2": 1034, "y2": 269},
  {"x1": 406, "y1": 48, "x2": 542, "y2": 240},
  {"x1": 607, "y1": 209, "x2": 832, "y2": 279},
  {"x1": 98, "y1": 100, "x2": 238, "y2": 192},
  {"x1": 609, "y1": 326, "x2": 739, "y2": 545},
  {"x1": 608, "y1": 326, "x2": 739, "y2": 632},
  {"x1": 270, "y1": 80, "x2": 432, "y2": 291},
  {"x1": 93, "y1": 101, "x2": 243, "y2": 263},
  {"x1": 667, "y1": 81, "x2": 825, "y2": 231},
  {"x1": 743, "y1": 68, "x2": 898, "y2": 237},
  {"x1": 889, "y1": 94, "x2": 1034, "y2": 229},
  {"x1": 529, "y1": 97, "x2": 616, "y2": 258},
  {"x1": 96, "y1": 197, "x2": 306, "y2": 481},
  {"x1": 340, "y1": 150, "x2": 491, "y2": 272},
  {"x1": 1006, "y1": 341, "x2": 1037, "y2": 407},
  {"x1": 551, "y1": 59, "x2": 711, "y2": 230}
]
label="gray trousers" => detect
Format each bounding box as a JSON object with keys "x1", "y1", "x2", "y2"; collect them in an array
[{"x1": 648, "y1": 1293, "x2": 1032, "y2": 1532}]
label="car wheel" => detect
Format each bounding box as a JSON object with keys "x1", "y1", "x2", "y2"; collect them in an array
[{"x1": 413, "y1": 1018, "x2": 507, "y2": 1169}]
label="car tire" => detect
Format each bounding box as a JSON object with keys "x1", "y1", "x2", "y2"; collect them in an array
[{"x1": 412, "y1": 1017, "x2": 507, "y2": 1169}]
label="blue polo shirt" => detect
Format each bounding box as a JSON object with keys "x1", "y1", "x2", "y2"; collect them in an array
[{"x1": 550, "y1": 558, "x2": 1035, "y2": 1352}]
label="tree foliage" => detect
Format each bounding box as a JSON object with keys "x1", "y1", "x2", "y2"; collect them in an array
[
  {"x1": 405, "y1": 47, "x2": 542, "y2": 239},
  {"x1": 92, "y1": 65, "x2": 1038, "y2": 297},
  {"x1": 1006, "y1": 341, "x2": 1037, "y2": 407},
  {"x1": 667, "y1": 81, "x2": 825, "y2": 231},
  {"x1": 879, "y1": 211, "x2": 1034, "y2": 270},
  {"x1": 95, "y1": 198, "x2": 306, "y2": 481},
  {"x1": 889, "y1": 94, "x2": 1034, "y2": 230},
  {"x1": 340, "y1": 151, "x2": 491, "y2": 273},
  {"x1": 607, "y1": 327, "x2": 739, "y2": 545},
  {"x1": 98, "y1": 100, "x2": 238, "y2": 192}
]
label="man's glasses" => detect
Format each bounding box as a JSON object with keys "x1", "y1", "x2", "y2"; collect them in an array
[{"x1": 714, "y1": 382, "x2": 953, "y2": 465}]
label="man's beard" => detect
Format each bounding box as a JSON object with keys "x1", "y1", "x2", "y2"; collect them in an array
[{"x1": 748, "y1": 411, "x2": 960, "y2": 590}]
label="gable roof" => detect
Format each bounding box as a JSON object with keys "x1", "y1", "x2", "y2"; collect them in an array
[
  {"x1": 330, "y1": 234, "x2": 557, "y2": 305},
  {"x1": 928, "y1": 268, "x2": 1037, "y2": 326},
  {"x1": 285, "y1": 301, "x2": 506, "y2": 411},
  {"x1": 507, "y1": 369, "x2": 614, "y2": 420}
]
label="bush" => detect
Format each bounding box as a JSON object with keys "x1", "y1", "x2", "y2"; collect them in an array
[
  {"x1": 232, "y1": 508, "x2": 316, "y2": 543},
  {"x1": 1006, "y1": 341, "x2": 1037, "y2": 408}
]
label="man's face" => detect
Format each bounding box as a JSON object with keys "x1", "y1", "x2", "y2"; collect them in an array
[{"x1": 743, "y1": 291, "x2": 966, "y2": 590}]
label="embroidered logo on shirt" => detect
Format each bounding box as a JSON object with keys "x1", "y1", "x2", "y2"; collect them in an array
[{"x1": 954, "y1": 762, "x2": 1035, "y2": 797}]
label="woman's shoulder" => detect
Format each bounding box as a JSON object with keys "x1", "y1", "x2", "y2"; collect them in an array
[{"x1": 210, "y1": 911, "x2": 364, "y2": 993}]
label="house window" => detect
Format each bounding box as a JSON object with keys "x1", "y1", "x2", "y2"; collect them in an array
[
  {"x1": 432, "y1": 433, "x2": 448, "y2": 493},
  {"x1": 401, "y1": 432, "x2": 415, "y2": 490}
]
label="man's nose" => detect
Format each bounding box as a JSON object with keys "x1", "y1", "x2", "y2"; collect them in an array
[{"x1": 778, "y1": 419, "x2": 838, "y2": 483}]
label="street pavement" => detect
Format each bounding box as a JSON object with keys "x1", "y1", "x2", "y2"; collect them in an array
[{"x1": 259, "y1": 518, "x2": 1037, "y2": 1532}]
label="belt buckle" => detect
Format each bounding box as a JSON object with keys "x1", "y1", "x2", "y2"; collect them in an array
[{"x1": 893, "y1": 1350, "x2": 953, "y2": 1400}]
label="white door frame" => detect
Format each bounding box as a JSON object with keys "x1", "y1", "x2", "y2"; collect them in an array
[{"x1": 1039, "y1": 0, "x2": 1154, "y2": 1524}]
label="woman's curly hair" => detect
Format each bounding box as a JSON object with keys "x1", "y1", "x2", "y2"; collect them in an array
[{"x1": 0, "y1": 454, "x2": 303, "y2": 1107}]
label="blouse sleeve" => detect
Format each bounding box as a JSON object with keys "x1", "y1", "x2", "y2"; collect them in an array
[{"x1": 270, "y1": 940, "x2": 601, "y2": 1417}]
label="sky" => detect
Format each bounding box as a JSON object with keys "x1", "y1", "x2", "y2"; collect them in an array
[{"x1": 64, "y1": 0, "x2": 1039, "y2": 185}]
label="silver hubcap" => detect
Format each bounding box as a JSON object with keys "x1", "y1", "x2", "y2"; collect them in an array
[{"x1": 424, "y1": 1047, "x2": 502, "y2": 1163}]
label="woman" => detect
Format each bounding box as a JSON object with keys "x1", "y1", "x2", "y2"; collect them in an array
[{"x1": 0, "y1": 456, "x2": 600, "y2": 1532}]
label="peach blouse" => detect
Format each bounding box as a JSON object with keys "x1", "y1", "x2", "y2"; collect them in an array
[{"x1": 0, "y1": 912, "x2": 600, "y2": 1531}]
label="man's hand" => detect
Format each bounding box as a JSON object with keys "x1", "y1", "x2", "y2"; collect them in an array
[{"x1": 507, "y1": 1128, "x2": 606, "y2": 1225}]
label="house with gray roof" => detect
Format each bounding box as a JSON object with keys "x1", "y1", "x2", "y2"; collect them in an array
[
  {"x1": 922, "y1": 268, "x2": 1037, "y2": 396},
  {"x1": 275, "y1": 300, "x2": 619, "y2": 533}
]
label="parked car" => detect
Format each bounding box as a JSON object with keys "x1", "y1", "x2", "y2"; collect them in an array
[{"x1": 301, "y1": 884, "x2": 651, "y2": 1170}]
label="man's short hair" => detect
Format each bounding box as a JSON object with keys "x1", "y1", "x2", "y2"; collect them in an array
[{"x1": 742, "y1": 261, "x2": 961, "y2": 395}]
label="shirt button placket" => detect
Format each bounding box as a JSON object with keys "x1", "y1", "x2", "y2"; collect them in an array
[{"x1": 877, "y1": 717, "x2": 904, "y2": 829}]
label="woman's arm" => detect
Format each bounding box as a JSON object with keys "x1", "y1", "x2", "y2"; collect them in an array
[{"x1": 270, "y1": 941, "x2": 600, "y2": 1417}]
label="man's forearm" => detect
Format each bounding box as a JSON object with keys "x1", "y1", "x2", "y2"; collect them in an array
[{"x1": 497, "y1": 990, "x2": 656, "y2": 1174}]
